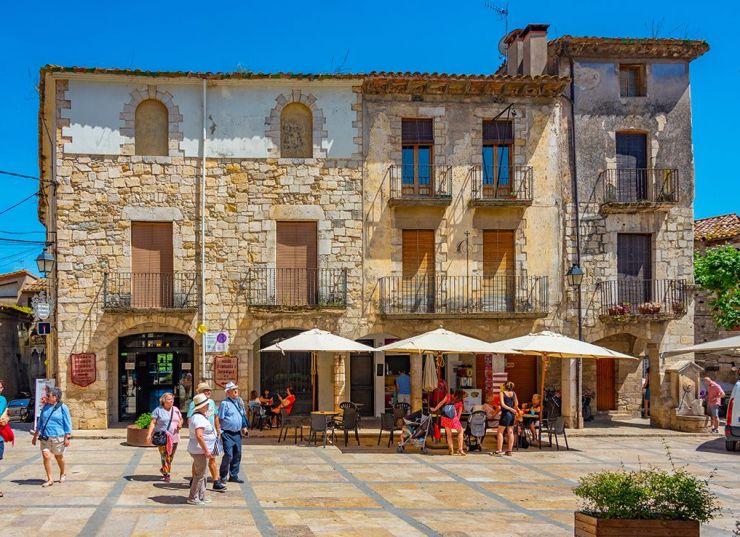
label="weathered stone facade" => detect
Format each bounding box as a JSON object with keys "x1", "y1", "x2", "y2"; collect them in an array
[{"x1": 37, "y1": 29, "x2": 707, "y2": 429}]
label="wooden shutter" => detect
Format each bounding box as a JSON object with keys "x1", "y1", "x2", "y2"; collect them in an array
[
  {"x1": 596, "y1": 358, "x2": 616, "y2": 411},
  {"x1": 617, "y1": 233, "x2": 652, "y2": 304},
  {"x1": 276, "y1": 221, "x2": 318, "y2": 305},
  {"x1": 482, "y1": 120, "x2": 514, "y2": 144},
  {"x1": 505, "y1": 354, "x2": 538, "y2": 405},
  {"x1": 402, "y1": 230, "x2": 435, "y2": 278},
  {"x1": 483, "y1": 230, "x2": 514, "y2": 277},
  {"x1": 131, "y1": 222, "x2": 173, "y2": 308},
  {"x1": 402, "y1": 119, "x2": 434, "y2": 144},
  {"x1": 616, "y1": 133, "x2": 647, "y2": 169}
]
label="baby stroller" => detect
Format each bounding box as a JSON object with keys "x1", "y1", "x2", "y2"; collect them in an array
[
  {"x1": 465, "y1": 410, "x2": 487, "y2": 452},
  {"x1": 396, "y1": 411, "x2": 432, "y2": 454}
]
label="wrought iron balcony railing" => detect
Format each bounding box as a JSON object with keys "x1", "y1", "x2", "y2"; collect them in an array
[
  {"x1": 103, "y1": 272, "x2": 198, "y2": 310},
  {"x1": 379, "y1": 275, "x2": 548, "y2": 316},
  {"x1": 600, "y1": 168, "x2": 679, "y2": 207},
  {"x1": 245, "y1": 267, "x2": 348, "y2": 308},
  {"x1": 470, "y1": 165, "x2": 533, "y2": 204},
  {"x1": 599, "y1": 279, "x2": 689, "y2": 319},
  {"x1": 389, "y1": 165, "x2": 452, "y2": 203}
]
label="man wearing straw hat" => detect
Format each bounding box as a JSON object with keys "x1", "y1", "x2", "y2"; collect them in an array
[
  {"x1": 218, "y1": 381, "x2": 248, "y2": 484},
  {"x1": 187, "y1": 382, "x2": 226, "y2": 491}
]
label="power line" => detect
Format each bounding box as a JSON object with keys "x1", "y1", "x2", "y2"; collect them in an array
[
  {"x1": 0, "y1": 169, "x2": 41, "y2": 181},
  {"x1": 0, "y1": 229, "x2": 45, "y2": 235},
  {"x1": 0, "y1": 237, "x2": 46, "y2": 245},
  {"x1": 0, "y1": 192, "x2": 38, "y2": 217}
]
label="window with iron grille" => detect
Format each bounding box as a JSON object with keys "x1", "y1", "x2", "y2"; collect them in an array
[
  {"x1": 401, "y1": 119, "x2": 433, "y2": 195},
  {"x1": 482, "y1": 120, "x2": 514, "y2": 195},
  {"x1": 619, "y1": 64, "x2": 646, "y2": 97}
]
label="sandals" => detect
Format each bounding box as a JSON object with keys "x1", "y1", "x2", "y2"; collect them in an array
[
  {"x1": 490, "y1": 451, "x2": 504, "y2": 456},
  {"x1": 41, "y1": 480, "x2": 54, "y2": 487},
  {"x1": 504, "y1": 451, "x2": 513, "y2": 456},
  {"x1": 457, "y1": 450, "x2": 467, "y2": 456},
  {"x1": 59, "y1": 474, "x2": 66, "y2": 483}
]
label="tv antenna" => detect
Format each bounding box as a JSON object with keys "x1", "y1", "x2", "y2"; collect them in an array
[{"x1": 485, "y1": 2, "x2": 510, "y2": 35}]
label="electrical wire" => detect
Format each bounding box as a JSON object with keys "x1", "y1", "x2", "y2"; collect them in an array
[
  {"x1": 0, "y1": 237, "x2": 46, "y2": 245},
  {"x1": 0, "y1": 192, "x2": 38, "y2": 217},
  {"x1": 0, "y1": 229, "x2": 45, "y2": 235},
  {"x1": 0, "y1": 170, "x2": 41, "y2": 181}
]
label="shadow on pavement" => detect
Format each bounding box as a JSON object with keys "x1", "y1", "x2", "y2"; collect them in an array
[
  {"x1": 124, "y1": 474, "x2": 164, "y2": 482},
  {"x1": 11, "y1": 478, "x2": 46, "y2": 486},
  {"x1": 695, "y1": 437, "x2": 738, "y2": 454},
  {"x1": 148, "y1": 495, "x2": 188, "y2": 505},
  {"x1": 153, "y1": 482, "x2": 190, "y2": 491}
]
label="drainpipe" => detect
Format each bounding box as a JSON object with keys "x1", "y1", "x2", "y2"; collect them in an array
[
  {"x1": 201, "y1": 79, "x2": 207, "y2": 380},
  {"x1": 567, "y1": 50, "x2": 584, "y2": 429}
]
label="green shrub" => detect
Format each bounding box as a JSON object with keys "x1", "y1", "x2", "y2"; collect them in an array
[
  {"x1": 133, "y1": 412, "x2": 152, "y2": 429},
  {"x1": 574, "y1": 464, "x2": 719, "y2": 522}
]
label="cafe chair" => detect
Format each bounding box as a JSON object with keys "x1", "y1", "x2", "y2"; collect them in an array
[
  {"x1": 339, "y1": 407, "x2": 361, "y2": 447},
  {"x1": 545, "y1": 416, "x2": 569, "y2": 451},
  {"x1": 308, "y1": 413, "x2": 336, "y2": 448},
  {"x1": 277, "y1": 409, "x2": 305, "y2": 444},
  {"x1": 377, "y1": 411, "x2": 402, "y2": 448}
]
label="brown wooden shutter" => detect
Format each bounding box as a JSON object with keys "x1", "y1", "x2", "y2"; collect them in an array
[
  {"x1": 402, "y1": 230, "x2": 435, "y2": 278},
  {"x1": 131, "y1": 222, "x2": 173, "y2": 307},
  {"x1": 504, "y1": 354, "x2": 538, "y2": 405},
  {"x1": 402, "y1": 119, "x2": 434, "y2": 144},
  {"x1": 483, "y1": 230, "x2": 514, "y2": 277},
  {"x1": 276, "y1": 221, "x2": 318, "y2": 305},
  {"x1": 482, "y1": 120, "x2": 514, "y2": 144},
  {"x1": 596, "y1": 358, "x2": 616, "y2": 410}
]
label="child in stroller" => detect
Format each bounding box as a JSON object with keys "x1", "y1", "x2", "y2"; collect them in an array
[
  {"x1": 464, "y1": 410, "x2": 488, "y2": 452},
  {"x1": 396, "y1": 410, "x2": 431, "y2": 454}
]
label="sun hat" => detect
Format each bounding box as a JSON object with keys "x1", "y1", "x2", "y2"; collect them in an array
[
  {"x1": 192, "y1": 393, "x2": 210, "y2": 410},
  {"x1": 224, "y1": 381, "x2": 238, "y2": 391},
  {"x1": 195, "y1": 382, "x2": 212, "y2": 393}
]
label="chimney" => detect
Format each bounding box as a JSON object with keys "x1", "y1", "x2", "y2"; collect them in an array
[
  {"x1": 520, "y1": 24, "x2": 549, "y2": 76},
  {"x1": 504, "y1": 29, "x2": 523, "y2": 75}
]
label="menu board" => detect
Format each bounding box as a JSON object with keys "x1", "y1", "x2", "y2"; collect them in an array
[
  {"x1": 70, "y1": 353, "x2": 97, "y2": 387},
  {"x1": 214, "y1": 355, "x2": 238, "y2": 388}
]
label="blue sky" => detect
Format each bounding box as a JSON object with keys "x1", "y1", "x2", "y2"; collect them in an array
[{"x1": 0, "y1": 0, "x2": 737, "y2": 273}]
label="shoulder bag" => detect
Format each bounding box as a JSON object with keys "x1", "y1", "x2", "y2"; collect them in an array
[
  {"x1": 152, "y1": 407, "x2": 174, "y2": 446},
  {"x1": 38, "y1": 403, "x2": 62, "y2": 441}
]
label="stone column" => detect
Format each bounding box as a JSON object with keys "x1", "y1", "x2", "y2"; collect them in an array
[
  {"x1": 561, "y1": 358, "x2": 579, "y2": 428},
  {"x1": 647, "y1": 343, "x2": 662, "y2": 427},
  {"x1": 333, "y1": 354, "x2": 346, "y2": 411},
  {"x1": 411, "y1": 353, "x2": 423, "y2": 412}
]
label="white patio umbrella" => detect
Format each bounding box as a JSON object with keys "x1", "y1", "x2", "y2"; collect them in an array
[
  {"x1": 376, "y1": 327, "x2": 496, "y2": 355},
  {"x1": 662, "y1": 334, "x2": 740, "y2": 357},
  {"x1": 490, "y1": 331, "x2": 637, "y2": 420},
  {"x1": 422, "y1": 353, "x2": 438, "y2": 392},
  {"x1": 260, "y1": 329, "x2": 375, "y2": 410}
]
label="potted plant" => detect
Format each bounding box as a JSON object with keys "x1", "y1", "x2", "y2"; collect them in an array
[
  {"x1": 608, "y1": 303, "x2": 632, "y2": 316},
  {"x1": 672, "y1": 301, "x2": 687, "y2": 315},
  {"x1": 574, "y1": 449, "x2": 719, "y2": 536},
  {"x1": 126, "y1": 412, "x2": 154, "y2": 447},
  {"x1": 638, "y1": 302, "x2": 662, "y2": 315}
]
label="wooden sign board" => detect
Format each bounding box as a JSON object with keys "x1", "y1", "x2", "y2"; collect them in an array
[
  {"x1": 70, "y1": 353, "x2": 97, "y2": 387},
  {"x1": 214, "y1": 355, "x2": 238, "y2": 388}
]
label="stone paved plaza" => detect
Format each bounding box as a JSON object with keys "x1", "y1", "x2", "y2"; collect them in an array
[{"x1": 0, "y1": 432, "x2": 738, "y2": 536}]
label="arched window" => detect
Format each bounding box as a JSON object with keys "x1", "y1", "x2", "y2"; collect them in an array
[
  {"x1": 280, "y1": 102, "x2": 313, "y2": 158},
  {"x1": 135, "y1": 99, "x2": 169, "y2": 156}
]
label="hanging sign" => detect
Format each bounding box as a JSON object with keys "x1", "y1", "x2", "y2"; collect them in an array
[
  {"x1": 70, "y1": 353, "x2": 97, "y2": 387},
  {"x1": 214, "y1": 355, "x2": 238, "y2": 388},
  {"x1": 32, "y1": 291, "x2": 54, "y2": 321}
]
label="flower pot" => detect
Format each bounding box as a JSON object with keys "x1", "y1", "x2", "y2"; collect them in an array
[
  {"x1": 126, "y1": 424, "x2": 154, "y2": 447},
  {"x1": 574, "y1": 512, "x2": 699, "y2": 537}
]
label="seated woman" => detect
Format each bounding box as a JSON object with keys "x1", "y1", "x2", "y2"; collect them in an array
[
  {"x1": 271, "y1": 387, "x2": 296, "y2": 426},
  {"x1": 481, "y1": 393, "x2": 501, "y2": 426},
  {"x1": 520, "y1": 393, "x2": 542, "y2": 444},
  {"x1": 259, "y1": 389, "x2": 275, "y2": 427}
]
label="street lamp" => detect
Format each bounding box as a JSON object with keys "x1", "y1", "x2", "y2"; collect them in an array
[
  {"x1": 36, "y1": 247, "x2": 55, "y2": 276},
  {"x1": 566, "y1": 263, "x2": 584, "y2": 288}
]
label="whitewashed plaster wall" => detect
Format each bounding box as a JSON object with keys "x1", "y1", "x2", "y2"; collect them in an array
[{"x1": 62, "y1": 79, "x2": 359, "y2": 158}]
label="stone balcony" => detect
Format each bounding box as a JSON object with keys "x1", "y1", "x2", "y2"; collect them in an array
[
  {"x1": 598, "y1": 278, "x2": 689, "y2": 323},
  {"x1": 599, "y1": 168, "x2": 680, "y2": 214}
]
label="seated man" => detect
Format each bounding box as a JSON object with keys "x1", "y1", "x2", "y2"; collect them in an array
[{"x1": 271, "y1": 387, "x2": 296, "y2": 426}]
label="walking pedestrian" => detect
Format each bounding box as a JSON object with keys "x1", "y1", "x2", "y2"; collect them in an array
[
  {"x1": 187, "y1": 382, "x2": 225, "y2": 491},
  {"x1": 31, "y1": 387, "x2": 72, "y2": 487},
  {"x1": 704, "y1": 376, "x2": 726, "y2": 433},
  {"x1": 0, "y1": 379, "x2": 9, "y2": 498},
  {"x1": 492, "y1": 381, "x2": 518, "y2": 456},
  {"x1": 146, "y1": 392, "x2": 183, "y2": 483},
  {"x1": 187, "y1": 393, "x2": 217, "y2": 505},
  {"x1": 431, "y1": 389, "x2": 466, "y2": 456},
  {"x1": 218, "y1": 381, "x2": 248, "y2": 484}
]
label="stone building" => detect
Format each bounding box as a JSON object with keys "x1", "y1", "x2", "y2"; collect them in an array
[
  {"x1": 37, "y1": 25, "x2": 707, "y2": 429},
  {"x1": 693, "y1": 213, "x2": 740, "y2": 383}
]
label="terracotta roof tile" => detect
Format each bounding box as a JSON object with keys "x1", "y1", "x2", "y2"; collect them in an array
[
  {"x1": 695, "y1": 213, "x2": 740, "y2": 241},
  {"x1": 21, "y1": 278, "x2": 47, "y2": 293},
  {"x1": 549, "y1": 35, "x2": 709, "y2": 61},
  {"x1": 0, "y1": 269, "x2": 38, "y2": 282}
]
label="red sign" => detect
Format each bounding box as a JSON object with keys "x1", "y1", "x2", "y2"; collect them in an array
[
  {"x1": 70, "y1": 353, "x2": 96, "y2": 387},
  {"x1": 214, "y1": 355, "x2": 238, "y2": 388}
]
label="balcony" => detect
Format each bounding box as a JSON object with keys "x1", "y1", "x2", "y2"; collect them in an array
[
  {"x1": 469, "y1": 165, "x2": 533, "y2": 207},
  {"x1": 378, "y1": 275, "x2": 548, "y2": 318},
  {"x1": 103, "y1": 272, "x2": 198, "y2": 311},
  {"x1": 388, "y1": 165, "x2": 452, "y2": 207},
  {"x1": 245, "y1": 268, "x2": 348, "y2": 309},
  {"x1": 599, "y1": 168, "x2": 679, "y2": 213},
  {"x1": 599, "y1": 279, "x2": 689, "y2": 322}
]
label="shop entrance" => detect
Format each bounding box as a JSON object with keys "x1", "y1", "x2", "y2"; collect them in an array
[
  {"x1": 118, "y1": 332, "x2": 194, "y2": 421},
  {"x1": 260, "y1": 330, "x2": 314, "y2": 415},
  {"x1": 350, "y1": 339, "x2": 375, "y2": 416}
]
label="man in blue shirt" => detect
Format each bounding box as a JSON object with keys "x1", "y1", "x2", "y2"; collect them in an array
[
  {"x1": 218, "y1": 382, "x2": 248, "y2": 484},
  {"x1": 395, "y1": 370, "x2": 411, "y2": 406},
  {"x1": 0, "y1": 379, "x2": 8, "y2": 498}
]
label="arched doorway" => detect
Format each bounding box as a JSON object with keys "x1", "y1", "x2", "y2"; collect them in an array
[
  {"x1": 260, "y1": 330, "x2": 314, "y2": 415},
  {"x1": 118, "y1": 332, "x2": 194, "y2": 421}
]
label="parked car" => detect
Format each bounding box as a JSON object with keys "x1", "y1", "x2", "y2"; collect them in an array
[
  {"x1": 725, "y1": 381, "x2": 740, "y2": 452},
  {"x1": 7, "y1": 392, "x2": 33, "y2": 423}
]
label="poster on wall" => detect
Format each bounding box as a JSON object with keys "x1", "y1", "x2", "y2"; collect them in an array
[
  {"x1": 70, "y1": 353, "x2": 97, "y2": 387},
  {"x1": 214, "y1": 355, "x2": 238, "y2": 388},
  {"x1": 205, "y1": 331, "x2": 230, "y2": 353},
  {"x1": 33, "y1": 378, "x2": 55, "y2": 431}
]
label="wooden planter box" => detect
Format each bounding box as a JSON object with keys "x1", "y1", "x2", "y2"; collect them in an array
[
  {"x1": 126, "y1": 425, "x2": 153, "y2": 447},
  {"x1": 575, "y1": 512, "x2": 699, "y2": 537}
]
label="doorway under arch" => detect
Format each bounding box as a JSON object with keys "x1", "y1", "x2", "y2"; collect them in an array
[{"x1": 259, "y1": 329, "x2": 315, "y2": 415}]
